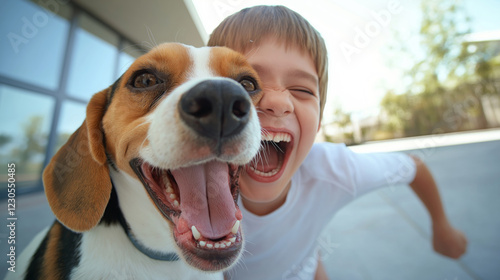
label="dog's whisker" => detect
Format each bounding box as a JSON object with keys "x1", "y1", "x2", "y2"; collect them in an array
[
  {"x1": 261, "y1": 127, "x2": 270, "y2": 137},
  {"x1": 262, "y1": 142, "x2": 271, "y2": 167},
  {"x1": 229, "y1": 249, "x2": 250, "y2": 278},
  {"x1": 270, "y1": 141, "x2": 284, "y2": 154},
  {"x1": 260, "y1": 128, "x2": 273, "y2": 167},
  {"x1": 250, "y1": 141, "x2": 267, "y2": 168},
  {"x1": 139, "y1": 38, "x2": 155, "y2": 51},
  {"x1": 251, "y1": 141, "x2": 269, "y2": 169},
  {"x1": 140, "y1": 136, "x2": 150, "y2": 150},
  {"x1": 174, "y1": 29, "x2": 182, "y2": 44},
  {"x1": 145, "y1": 25, "x2": 159, "y2": 50}
]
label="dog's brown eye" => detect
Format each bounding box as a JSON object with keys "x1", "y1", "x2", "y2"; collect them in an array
[
  {"x1": 240, "y1": 79, "x2": 256, "y2": 92},
  {"x1": 134, "y1": 73, "x2": 160, "y2": 88}
]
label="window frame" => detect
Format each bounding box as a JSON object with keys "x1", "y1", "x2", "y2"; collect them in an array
[{"x1": 0, "y1": 1, "x2": 146, "y2": 196}]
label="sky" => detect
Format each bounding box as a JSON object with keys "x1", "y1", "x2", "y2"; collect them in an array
[{"x1": 190, "y1": 0, "x2": 500, "y2": 124}]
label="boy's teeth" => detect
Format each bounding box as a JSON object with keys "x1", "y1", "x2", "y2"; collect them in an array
[
  {"x1": 249, "y1": 166, "x2": 279, "y2": 177},
  {"x1": 262, "y1": 132, "x2": 291, "y2": 143}
]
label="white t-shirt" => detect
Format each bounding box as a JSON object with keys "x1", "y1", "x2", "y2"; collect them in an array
[{"x1": 226, "y1": 142, "x2": 417, "y2": 280}]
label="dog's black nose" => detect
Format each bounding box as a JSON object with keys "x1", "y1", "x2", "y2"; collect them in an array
[{"x1": 179, "y1": 79, "x2": 252, "y2": 141}]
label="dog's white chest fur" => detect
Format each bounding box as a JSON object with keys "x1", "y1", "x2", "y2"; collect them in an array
[{"x1": 70, "y1": 225, "x2": 222, "y2": 280}]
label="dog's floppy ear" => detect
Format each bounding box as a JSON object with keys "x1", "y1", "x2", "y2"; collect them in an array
[{"x1": 43, "y1": 88, "x2": 111, "y2": 232}]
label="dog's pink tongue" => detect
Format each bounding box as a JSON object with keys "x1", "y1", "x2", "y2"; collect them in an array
[{"x1": 171, "y1": 161, "x2": 236, "y2": 240}]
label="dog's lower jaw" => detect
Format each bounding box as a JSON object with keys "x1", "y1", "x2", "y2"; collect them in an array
[{"x1": 109, "y1": 166, "x2": 243, "y2": 273}]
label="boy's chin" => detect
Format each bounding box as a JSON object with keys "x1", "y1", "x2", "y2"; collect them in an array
[{"x1": 239, "y1": 175, "x2": 290, "y2": 205}]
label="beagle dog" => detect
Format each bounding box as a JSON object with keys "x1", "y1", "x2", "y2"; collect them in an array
[{"x1": 9, "y1": 43, "x2": 262, "y2": 280}]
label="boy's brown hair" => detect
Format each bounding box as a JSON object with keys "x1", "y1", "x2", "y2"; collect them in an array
[{"x1": 207, "y1": 5, "x2": 328, "y2": 120}]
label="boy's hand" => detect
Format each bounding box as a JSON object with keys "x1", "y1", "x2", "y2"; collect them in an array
[
  {"x1": 408, "y1": 156, "x2": 467, "y2": 259},
  {"x1": 432, "y1": 221, "x2": 467, "y2": 259}
]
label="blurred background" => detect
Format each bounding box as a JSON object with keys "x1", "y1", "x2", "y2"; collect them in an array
[{"x1": 0, "y1": 0, "x2": 499, "y2": 279}]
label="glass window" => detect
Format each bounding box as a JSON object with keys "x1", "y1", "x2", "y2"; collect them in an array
[
  {"x1": 0, "y1": 85, "x2": 55, "y2": 189},
  {"x1": 0, "y1": 0, "x2": 71, "y2": 90},
  {"x1": 54, "y1": 101, "x2": 86, "y2": 152},
  {"x1": 117, "y1": 41, "x2": 145, "y2": 79},
  {"x1": 66, "y1": 13, "x2": 119, "y2": 100}
]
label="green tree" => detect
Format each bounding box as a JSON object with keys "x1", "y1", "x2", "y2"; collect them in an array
[
  {"x1": 10, "y1": 115, "x2": 47, "y2": 173},
  {"x1": 323, "y1": 106, "x2": 355, "y2": 144},
  {"x1": 0, "y1": 134, "x2": 12, "y2": 148},
  {"x1": 381, "y1": 0, "x2": 496, "y2": 136}
]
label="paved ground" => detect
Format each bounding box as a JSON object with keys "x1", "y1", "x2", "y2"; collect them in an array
[
  {"x1": 323, "y1": 133, "x2": 500, "y2": 280},
  {"x1": 1, "y1": 130, "x2": 499, "y2": 279}
]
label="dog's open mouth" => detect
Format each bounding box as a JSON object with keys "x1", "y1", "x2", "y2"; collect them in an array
[{"x1": 130, "y1": 158, "x2": 243, "y2": 271}]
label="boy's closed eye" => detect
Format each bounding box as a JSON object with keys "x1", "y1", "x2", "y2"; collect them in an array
[{"x1": 289, "y1": 87, "x2": 316, "y2": 97}]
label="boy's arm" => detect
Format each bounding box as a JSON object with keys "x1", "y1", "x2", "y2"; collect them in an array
[{"x1": 408, "y1": 155, "x2": 467, "y2": 259}]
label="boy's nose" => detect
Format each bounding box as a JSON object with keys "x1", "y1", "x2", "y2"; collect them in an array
[{"x1": 258, "y1": 89, "x2": 293, "y2": 117}]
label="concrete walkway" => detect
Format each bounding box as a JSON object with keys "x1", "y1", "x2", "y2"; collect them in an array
[{"x1": 323, "y1": 129, "x2": 500, "y2": 280}]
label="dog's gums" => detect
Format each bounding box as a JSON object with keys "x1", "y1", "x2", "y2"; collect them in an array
[{"x1": 130, "y1": 158, "x2": 243, "y2": 271}]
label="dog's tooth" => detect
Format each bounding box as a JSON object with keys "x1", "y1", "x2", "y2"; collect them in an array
[
  {"x1": 215, "y1": 243, "x2": 220, "y2": 249},
  {"x1": 207, "y1": 243, "x2": 213, "y2": 249},
  {"x1": 229, "y1": 237, "x2": 236, "y2": 243},
  {"x1": 191, "y1": 226, "x2": 201, "y2": 240},
  {"x1": 173, "y1": 200, "x2": 179, "y2": 207},
  {"x1": 166, "y1": 187, "x2": 173, "y2": 193},
  {"x1": 231, "y1": 220, "x2": 240, "y2": 234},
  {"x1": 199, "y1": 241, "x2": 206, "y2": 247},
  {"x1": 225, "y1": 241, "x2": 232, "y2": 247},
  {"x1": 220, "y1": 243, "x2": 226, "y2": 249},
  {"x1": 170, "y1": 194, "x2": 176, "y2": 199}
]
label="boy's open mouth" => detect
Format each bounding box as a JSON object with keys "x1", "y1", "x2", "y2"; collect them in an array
[{"x1": 246, "y1": 131, "x2": 293, "y2": 182}]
